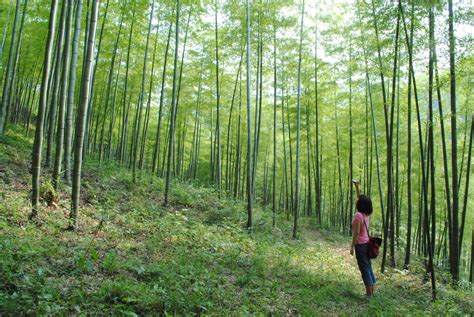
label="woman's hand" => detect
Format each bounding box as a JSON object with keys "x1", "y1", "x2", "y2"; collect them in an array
[{"x1": 350, "y1": 245, "x2": 354, "y2": 256}]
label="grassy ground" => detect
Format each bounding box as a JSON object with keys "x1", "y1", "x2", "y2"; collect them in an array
[{"x1": 0, "y1": 127, "x2": 473, "y2": 315}]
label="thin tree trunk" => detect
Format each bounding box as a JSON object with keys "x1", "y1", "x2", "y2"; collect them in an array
[
  {"x1": 305, "y1": 101, "x2": 312, "y2": 219},
  {"x1": 46, "y1": 1, "x2": 67, "y2": 168},
  {"x1": 370, "y1": 0, "x2": 389, "y2": 153},
  {"x1": 458, "y1": 114, "x2": 473, "y2": 254},
  {"x1": 99, "y1": 13, "x2": 123, "y2": 162},
  {"x1": 4, "y1": 0, "x2": 28, "y2": 132},
  {"x1": 272, "y1": 18, "x2": 277, "y2": 227},
  {"x1": 214, "y1": 1, "x2": 222, "y2": 193},
  {"x1": 0, "y1": 0, "x2": 13, "y2": 69},
  {"x1": 245, "y1": 0, "x2": 253, "y2": 230},
  {"x1": 84, "y1": 0, "x2": 109, "y2": 156},
  {"x1": 164, "y1": 0, "x2": 180, "y2": 206},
  {"x1": 119, "y1": 8, "x2": 135, "y2": 163},
  {"x1": 69, "y1": 0, "x2": 99, "y2": 230},
  {"x1": 30, "y1": 0, "x2": 58, "y2": 220},
  {"x1": 139, "y1": 21, "x2": 161, "y2": 170},
  {"x1": 348, "y1": 41, "x2": 353, "y2": 235},
  {"x1": 172, "y1": 10, "x2": 191, "y2": 178},
  {"x1": 234, "y1": 73, "x2": 242, "y2": 198},
  {"x1": 469, "y1": 228, "x2": 473, "y2": 286},
  {"x1": 281, "y1": 84, "x2": 289, "y2": 217},
  {"x1": 400, "y1": 0, "x2": 413, "y2": 268},
  {"x1": 0, "y1": 0, "x2": 21, "y2": 134},
  {"x1": 287, "y1": 95, "x2": 294, "y2": 219},
  {"x1": 225, "y1": 47, "x2": 244, "y2": 193},
  {"x1": 132, "y1": 0, "x2": 154, "y2": 182},
  {"x1": 107, "y1": 52, "x2": 122, "y2": 160},
  {"x1": 25, "y1": 69, "x2": 42, "y2": 137},
  {"x1": 357, "y1": 5, "x2": 385, "y2": 237},
  {"x1": 314, "y1": 10, "x2": 321, "y2": 224},
  {"x1": 52, "y1": 0, "x2": 73, "y2": 189},
  {"x1": 335, "y1": 97, "x2": 344, "y2": 233},
  {"x1": 64, "y1": 0, "x2": 83, "y2": 183},
  {"x1": 251, "y1": 4, "x2": 261, "y2": 196},
  {"x1": 152, "y1": 20, "x2": 172, "y2": 175},
  {"x1": 428, "y1": 4, "x2": 437, "y2": 270},
  {"x1": 448, "y1": 0, "x2": 460, "y2": 284},
  {"x1": 293, "y1": 0, "x2": 304, "y2": 239}
]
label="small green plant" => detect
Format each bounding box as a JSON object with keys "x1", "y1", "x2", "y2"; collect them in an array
[
  {"x1": 39, "y1": 182, "x2": 58, "y2": 207},
  {"x1": 74, "y1": 247, "x2": 98, "y2": 273},
  {"x1": 102, "y1": 250, "x2": 119, "y2": 273}
]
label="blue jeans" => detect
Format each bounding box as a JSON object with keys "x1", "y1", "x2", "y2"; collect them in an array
[{"x1": 355, "y1": 243, "x2": 376, "y2": 286}]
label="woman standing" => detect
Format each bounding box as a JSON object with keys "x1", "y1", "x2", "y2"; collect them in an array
[{"x1": 350, "y1": 181, "x2": 376, "y2": 297}]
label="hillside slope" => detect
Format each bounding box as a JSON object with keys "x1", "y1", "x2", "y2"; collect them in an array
[{"x1": 0, "y1": 128, "x2": 472, "y2": 315}]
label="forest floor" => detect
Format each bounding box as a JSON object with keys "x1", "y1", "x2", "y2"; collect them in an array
[{"x1": 1, "y1": 126, "x2": 473, "y2": 316}]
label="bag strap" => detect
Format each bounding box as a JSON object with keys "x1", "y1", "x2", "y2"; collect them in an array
[{"x1": 362, "y1": 216, "x2": 371, "y2": 238}]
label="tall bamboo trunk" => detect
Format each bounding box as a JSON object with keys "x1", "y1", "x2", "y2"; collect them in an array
[
  {"x1": 99, "y1": 13, "x2": 123, "y2": 163},
  {"x1": 4, "y1": 0, "x2": 28, "y2": 133},
  {"x1": 107, "y1": 52, "x2": 122, "y2": 160},
  {"x1": 52, "y1": 0, "x2": 73, "y2": 189},
  {"x1": 164, "y1": 0, "x2": 181, "y2": 206},
  {"x1": 132, "y1": 0, "x2": 154, "y2": 182},
  {"x1": 400, "y1": 1, "x2": 414, "y2": 268},
  {"x1": 139, "y1": 22, "x2": 160, "y2": 170},
  {"x1": 272, "y1": 20, "x2": 277, "y2": 227},
  {"x1": 214, "y1": 1, "x2": 222, "y2": 193},
  {"x1": 83, "y1": 0, "x2": 109, "y2": 157},
  {"x1": 119, "y1": 9, "x2": 135, "y2": 164},
  {"x1": 458, "y1": 114, "x2": 473, "y2": 254},
  {"x1": 448, "y1": 0, "x2": 460, "y2": 284},
  {"x1": 348, "y1": 41, "x2": 353, "y2": 235},
  {"x1": 356, "y1": 5, "x2": 385, "y2": 239},
  {"x1": 152, "y1": 21, "x2": 172, "y2": 175},
  {"x1": 46, "y1": 2, "x2": 67, "y2": 168},
  {"x1": 0, "y1": 0, "x2": 21, "y2": 135},
  {"x1": 225, "y1": 47, "x2": 243, "y2": 194},
  {"x1": 281, "y1": 85, "x2": 289, "y2": 217},
  {"x1": 314, "y1": 11, "x2": 321, "y2": 224},
  {"x1": 69, "y1": 0, "x2": 100, "y2": 230},
  {"x1": 64, "y1": 0, "x2": 83, "y2": 183},
  {"x1": 428, "y1": 4, "x2": 437, "y2": 272},
  {"x1": 293, "y1": 0, "x2": 304, "y2": 239},
  {"x1": 234, "y1": 74, "x2": 243, "y2": 198},
  {"x1": 0, "y1": 0, "x2": 13, "y2": 69},
  {"x1": 30, "y1": 0, "x2": 59, "y2": 220},
  {"x1": 245, "y1": 0, "x2": 253, "y2": 230}
]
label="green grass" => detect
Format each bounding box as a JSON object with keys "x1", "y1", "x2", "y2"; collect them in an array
[{"x1": 0, "y1": 127, "x2": 472, "y2": 315}]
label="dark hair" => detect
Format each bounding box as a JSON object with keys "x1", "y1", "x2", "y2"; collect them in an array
[{"x1": 356, "y1": 195, "x2": 373, "y2": 215}]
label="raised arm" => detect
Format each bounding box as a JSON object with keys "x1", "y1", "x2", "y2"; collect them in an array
[
  {"x1": 352, "y1": 179, "x2": 361, "y2": 198},
  {"x1": 350, "y1": 180, "x2": 361, "y2": 256}
]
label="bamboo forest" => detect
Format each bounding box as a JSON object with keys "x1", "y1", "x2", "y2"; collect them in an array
[{"x1": 0, "y1": 0, "x2": 473, "y2": 314}]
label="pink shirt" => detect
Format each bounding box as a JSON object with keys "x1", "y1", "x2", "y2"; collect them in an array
[{"x1": 352, "y1": 212, "x2": 370, "y2": 244}]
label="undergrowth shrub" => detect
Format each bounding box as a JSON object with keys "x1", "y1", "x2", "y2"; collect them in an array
[{"x1": 39, "y1": 182, "x2": 58, "y2": 207}]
